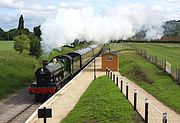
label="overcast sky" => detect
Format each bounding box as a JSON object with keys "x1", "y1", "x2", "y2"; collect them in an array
[{"x1": 0, "y1": 0, "x2": 180, "y2": 31}]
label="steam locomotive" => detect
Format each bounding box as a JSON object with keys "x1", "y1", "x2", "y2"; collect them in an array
[{"x1": 28, "y1": 44, "x2": 102, "y2": 101}]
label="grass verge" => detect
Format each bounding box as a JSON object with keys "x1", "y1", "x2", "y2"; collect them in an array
[
  {"x1": 0, "y1": 51, "x2": 40, "y2": 99},
  {"x1": 61, "y1": 76, "x2": 142, "y2": 123},
  {"x1": 120, "y1": 52, "x2": 180, "y2": 113}
]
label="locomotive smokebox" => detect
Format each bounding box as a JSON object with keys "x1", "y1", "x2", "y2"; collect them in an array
[{"x1": 42, "y1": 60, "x2": 48, "y2": 66}]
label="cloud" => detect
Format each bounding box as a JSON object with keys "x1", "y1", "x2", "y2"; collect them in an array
[
  {"x1": 1, "y1": 0, "x2": 180, "y2": 34},
  {"x1": 0, "y1": 0, "x2": 24, "y2": 9}
]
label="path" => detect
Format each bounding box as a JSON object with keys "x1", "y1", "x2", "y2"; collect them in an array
[{"x1": 25, "y1": 57, "x2": 104, "y2": 123}]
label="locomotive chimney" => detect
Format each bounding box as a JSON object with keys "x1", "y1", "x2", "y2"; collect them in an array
[{"x1": 42, "y1": 60, "x2": 48, "y2": 66}]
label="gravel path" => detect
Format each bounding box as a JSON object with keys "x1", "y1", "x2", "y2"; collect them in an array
[{"x1": 25, "y1": 57, "x2": 105, "y2": 123}]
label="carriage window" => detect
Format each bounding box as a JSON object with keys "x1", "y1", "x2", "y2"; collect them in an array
[{"x1": 107, "y1": 56, "x2": 113, "y2": 61}]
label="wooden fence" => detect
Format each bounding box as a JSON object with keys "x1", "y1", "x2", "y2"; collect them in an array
[
  {"x1": 135, "y1": 48, "x2": 180, "y2": 85},
  {"x1": 106, "y1": 69, "x2": 168, "y2": 123}
]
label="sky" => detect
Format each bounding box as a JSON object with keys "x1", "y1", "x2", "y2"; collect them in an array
[{"x1": 0, "y1": 0, "x2": 180, "y2": 31}]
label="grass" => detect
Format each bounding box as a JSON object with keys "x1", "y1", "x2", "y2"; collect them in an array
[
  {"x1": 0, "y1": 51, "x2": 40, "y2": 99},
  {"x1": 133, "y1": 43, "x2": 180, "y2": 68},
  {"x1": 0, "y1": 41, "x2": 14, "y2": 51},
  {"x1": 108, "y1": 43, "x2": 134, "y2": 52},
  {"x1": 111, "y1": 43, "x2": 180, "y2": 113},
  {"x1": 61, "y1": 76, "x2": 142, "y2": 123},
  {"x1": 0, "y1": 41, "x2": 40, "y2": 98}
]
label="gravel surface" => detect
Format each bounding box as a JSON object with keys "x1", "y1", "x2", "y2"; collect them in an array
[{"x1": 0, "y1": 89, "x2": 40, "y2": 123}]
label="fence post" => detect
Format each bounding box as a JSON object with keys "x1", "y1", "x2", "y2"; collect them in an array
[
  {"x1": 144, "y1": 50, "x2": 146, "y2": 58},
  {"x1": 116, "y1": 76, "x2": 118, "y2": 87},
  {"x1": 121, "y1": 79, "x2": 123, "y2": 93},
  {"x1": 134, "y1": 89, "x2": 137, "y2": 110},
  {"x1": 164, "y1": 59, "x2": 166, "y2": 72},
  {"x1": 155, "y1": 56, "x2": 157, "y2": 65},
  {"x1": 145, "y1": 98, "x2": 149, "y2": 123},
  {"x1": 106, "y1": 68, "x2": 107, "y2": 76},
  {"x1": 178, "y1": 69, "x2": 180, "y2": 84},
  {"x1": 110, "y1": 71, "x2": 112, "y2": 79},
  {"x1": 162, "y1": 112, "x2": 168, "y2": 123},
  {"x1": 161, "y1": 58, "x2": 163, "y2": 69},
  {"x1": 176, "y1": 68, "x2": 178, "y2": 80},
  {"x1": 113, "y1": 74, "x2": 115, "y2": 83},
  {"x1": 107, "y1": 69, "x2": 109, "y2": 77},
  {"x1": 126, "y1": 82, "x2": 129, "y2": 100}
]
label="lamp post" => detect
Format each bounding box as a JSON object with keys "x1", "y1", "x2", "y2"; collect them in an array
[{"x1": 94, "y1": 58, "x2": 96, "y2": 80}]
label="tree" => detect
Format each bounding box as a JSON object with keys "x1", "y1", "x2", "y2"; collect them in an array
[
  {"x1": 13, "y1": 34, "x2": 30, "y2": 53},
  {"x1": 0, "y1": 28, "x2": 6, "y2": 40},
  {"x1": 18, "y1": 15, "x2": 24, "y2": 30},
  {"x1": 33, "y1": 25, "x2": 41, "y2": 39},
  {"x1": 29, "y1": 35, "x2": 42, "y2": 57}
]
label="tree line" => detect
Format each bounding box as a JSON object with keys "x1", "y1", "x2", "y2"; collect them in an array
[{"x1": 0, "y1": 15, "x2": 42, "y2": 57}]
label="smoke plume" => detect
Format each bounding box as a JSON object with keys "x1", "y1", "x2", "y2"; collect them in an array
[{"x1": 41, "y1": 2, "x2": 165, "y2": 51}]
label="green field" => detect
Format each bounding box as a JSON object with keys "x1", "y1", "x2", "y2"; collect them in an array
[
  {"x1": 62, "y1": 76, "x2": 142, "y2": 123},
  {"x1": 0, "y1": 41, "x2": 14, "y2": 51},
  {"x1": 109, "y1": 43, "x2": 180, "y2": 113},
  {"x1": 133, "y1": 43, "x2": 180, "y2": 68}
]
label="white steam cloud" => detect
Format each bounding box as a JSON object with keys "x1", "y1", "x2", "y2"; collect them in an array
[{"x1": 41, "y1": 3, "x2": 165, "y2": 51}]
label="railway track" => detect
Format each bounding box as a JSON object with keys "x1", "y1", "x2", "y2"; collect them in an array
[
  {"x1": 0, "y1": 101, "x2": 42, "y2": 123},
  {"x1": 7, "y1": 102, "x2": 36, "y2": 123}
]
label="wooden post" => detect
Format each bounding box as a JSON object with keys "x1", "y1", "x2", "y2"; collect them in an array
[
  {"x1": 155, "y1": 56, "x2": 157, "y2": 65},
  {"x1": 107, "y1": 69, "x2": 109, "y2": 77},
  {"x1": 176, "y1": 68, "x2": 178, "y2": 80},
  {"x1": 134, "y1": 89, "x2": 137, "y2": 110},
  {"x1": 113, "y1": 74, "x2": 115, "y2": 83},
  {"x1": 116, "y1": 76, "x2": 118, "y2": 87},
  {"x1": 145, "y1": 98, "x2": 149, "y2": 123},
  {"x1": 110, "y1": 71, "x2": 112, "y2": 79},
  {"x1": 126, "y1": 82, "x2": 128, "y2": 100},
  {"x1": 164, "y1": 59, "x2": 166, "y2": 72},
  {"x1": 106, "y1": 68, "x2": 107, "y2": 76},
  {"x1": 144, "y1": 50, "x2": 146, "y2": 58},
  {"x1": 121, "y1": 80, "x2": 123, "y2": 93},
  {"x1": 178, "y1": 69, "x2": 180, "y2": 84}
]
